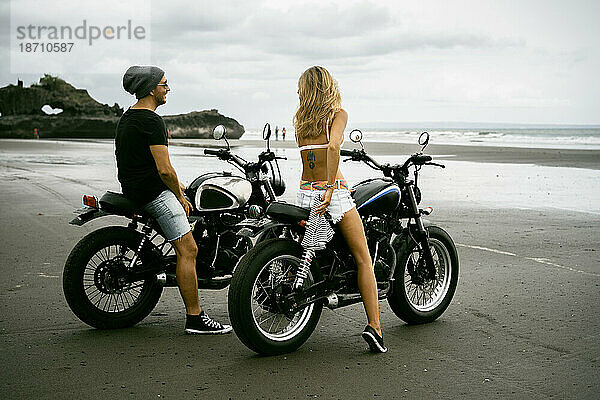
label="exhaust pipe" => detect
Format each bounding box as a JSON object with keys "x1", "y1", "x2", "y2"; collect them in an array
[
  {"x1": 325, "y1": 293, "x2": 338, "y2": 308},
  {"x1": 325, "y1": 293, "x2": 363, "y2": 310},
  {"x1": 156, "y1": 272, "x2": 178, "y2": 287},
  {"x1": 326, "y1": 288, "x2": 390, "y2": 309},
  {"x1": 156, "y1": 272, "x2": 167, "y2": 287}
]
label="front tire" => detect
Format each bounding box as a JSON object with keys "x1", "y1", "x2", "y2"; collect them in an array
[
  {"x1": 388, "y1": 225, "x2": 459, "y2": 324},
  {"x1": 63, "y1": 226, "x2": 163, "y2": 329},
  {"x1": 228, "y1": 238, "x2": 323, "y2": 355}
]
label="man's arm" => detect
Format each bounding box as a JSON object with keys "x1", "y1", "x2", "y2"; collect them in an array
[{"x1": 149, "y1": 145, "x2": 191, "y2": 215}]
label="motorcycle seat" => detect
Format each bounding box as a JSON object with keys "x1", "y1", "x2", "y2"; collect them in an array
[
  {"x1": 99, "y1": 191, "x2": 145, "y2": 217},
  {"x1": 266, "y1": 201, "x2": 310, "y2": 223}
]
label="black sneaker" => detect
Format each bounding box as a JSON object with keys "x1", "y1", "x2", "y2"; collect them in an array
[
  {"x1": 185, "y1": 311, "x2": 232, "y2": 334},
  {"x1": 362, "y1": 325, "x2": 388, "y2": 353}
]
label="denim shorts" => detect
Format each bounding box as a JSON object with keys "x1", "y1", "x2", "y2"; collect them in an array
[
  {"x1": 143, "y1": 189, "x2": 191, "y2": 241},
  {"x1": 296, "y1": 188, "x2": 356, "y2": 224}
]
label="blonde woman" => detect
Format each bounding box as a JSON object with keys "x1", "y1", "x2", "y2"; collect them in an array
[{"x1": 294, "y1": 66, "x2": 387, "y2": 353}]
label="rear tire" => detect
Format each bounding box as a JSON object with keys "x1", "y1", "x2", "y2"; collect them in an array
[
  {"x1": 388, "y1": 225, "x2": 459, "y2": 324},
  {"x1": 228, "y1": 238, "x2": 323, "y2": 355},
  {"x1": 63, "y1": 226, "x2": 163, "y2": 329}
]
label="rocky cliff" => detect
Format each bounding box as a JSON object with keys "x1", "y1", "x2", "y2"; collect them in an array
[
  {"x1": 163, "y1": 110, "x2": 244, "y2": 139},
  {"x1": 0, "y1": 75, "x2": 244, "y2": 139},
  {"x1": 0, "y1": 75, "x2": 122, "y2": 117}
]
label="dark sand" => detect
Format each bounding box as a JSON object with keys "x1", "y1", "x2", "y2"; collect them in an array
[{"x1": 0, "y1": 139, "x2": 598, "y2": 399}]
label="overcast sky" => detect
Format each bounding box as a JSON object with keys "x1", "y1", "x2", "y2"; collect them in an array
[{"x1": 1, "y1": 0, "x2": 599, "y2": 128}]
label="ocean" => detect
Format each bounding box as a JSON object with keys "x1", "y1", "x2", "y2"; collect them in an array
[{"x1": 241, "y1": 127, "x2": 600, "y2": 150}]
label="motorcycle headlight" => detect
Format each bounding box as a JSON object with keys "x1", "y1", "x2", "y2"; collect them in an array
[{"x1": 270, "y1": 176, "x2": 286, "y2": 197}]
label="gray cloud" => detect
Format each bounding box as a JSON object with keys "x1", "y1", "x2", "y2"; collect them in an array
[
  {"x1": 150, "y1": 0, "x2": 524, "y2": 65},
  {"x1": 150, "y1": 1, "x2": 252, "y2": 43},
  {"x1": 247, "y1": 1, "x2": 392, "y2": 39},
  {"x1": 1, "y1": 0, "x2": 597, "y2": 126},
  {"x1": 253, "y1": 29, "x2": 524, "y2": 60}
]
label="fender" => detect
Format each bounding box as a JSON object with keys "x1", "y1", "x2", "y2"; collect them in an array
[
  {"x1": 391, "y1": 219, "x2": 436, "y2": 274},
  {"x1": 69, "y1": 208, "x2": 110, "y2": 226},
  {"x1": 70, "y1": 207, "x2": 169, "y2": 244}
]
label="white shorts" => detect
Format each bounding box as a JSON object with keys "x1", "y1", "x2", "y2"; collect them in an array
[{"x1": 296, "y1": 189, "x2": 356, "y2": 224}]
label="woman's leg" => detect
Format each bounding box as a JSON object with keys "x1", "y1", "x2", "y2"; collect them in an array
[{"x1": 338, "y1": 207, "x2": 382, "y2": 335}]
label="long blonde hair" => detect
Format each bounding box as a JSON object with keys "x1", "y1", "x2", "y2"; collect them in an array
[{"x1": 294, "y1": 66, "x2": 342, "y2": 139}]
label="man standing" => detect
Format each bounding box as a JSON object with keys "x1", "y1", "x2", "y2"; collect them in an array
[{"x1": 115, "y1": 65, "x2": 232, "y2": 334}]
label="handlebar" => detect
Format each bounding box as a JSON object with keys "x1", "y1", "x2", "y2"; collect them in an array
[
  {"x1": 204, "y1": 148, "x2": 286, "y2": 172},
  {"x1": 204, "y1": 148, "x2": 244, "y2": 168},
  {"x1": 203, "y1": 148, "x2": 222, "y2": 156},
  {"x1": 340, "y1": 148, "x2": 444, "y2": 177},
  {"x1": 259, "y1": 151, "x2": 284, "y2": 162},
  {"x1": 412, "y1": 154, "x2": 432, "y2": 164},
  {"x1": 340, "y1": 148, "x2": 382, "y2": 169},
  {"x1": 426, "y1": 162, "x2": 446, "y2": 168}
]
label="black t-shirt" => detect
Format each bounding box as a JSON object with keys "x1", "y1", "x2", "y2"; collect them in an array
[{"x1": 115, "y1": 108, "x2": 168, "y2": 206}]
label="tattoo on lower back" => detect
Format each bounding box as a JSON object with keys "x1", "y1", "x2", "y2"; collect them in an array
[{"x1": 307, "y1": 150, "x2": 315, "y2": 169}]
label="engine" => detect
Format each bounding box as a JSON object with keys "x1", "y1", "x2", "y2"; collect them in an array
[
  {"x1": 192, "y1": 212, "x2": 250, "y2": 277},
  {"x1": 364, "y1": 217, "x2": 396, "y2": 282}
]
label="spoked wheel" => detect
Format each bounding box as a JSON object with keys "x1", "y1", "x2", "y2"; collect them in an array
[
  {"x1": 64, "y1": 226, "x2": 163, "y2": 329},
  {"x1": 252, "y1": 254, "x2": 316, "y2": 341},
  {"x1": 229, "y1": 239, "x2": 323, "y2": 355},
  {"x1": 86, "y1": 245, "x2": 146, "y2": 313},
  {"x1": 388, "y1": 226, "x2": 459, "y2": 324}
]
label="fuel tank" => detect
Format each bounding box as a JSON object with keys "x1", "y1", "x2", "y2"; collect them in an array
[
  {"x1": 186, "y1": 172, "x2": 252, "y2": 212},
  {"x1": 352, "y1": 178, "x2": 400, "y2": 216}
]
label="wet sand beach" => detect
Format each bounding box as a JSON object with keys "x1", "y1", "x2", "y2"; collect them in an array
[{"x1": 0, "y1": 138, "x2": 598, "y2": 399}]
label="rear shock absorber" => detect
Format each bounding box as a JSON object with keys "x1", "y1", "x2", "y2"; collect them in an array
[
  {"x1": 128, "y1": 223, "x2": 153, "y2": 269},
  {"x1": 293, "y1": 248, "x2": 315, "y2": 289}
]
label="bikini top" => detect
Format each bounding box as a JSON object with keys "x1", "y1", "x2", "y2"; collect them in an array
[{"x1": 297, "y1": 118, "x2": 344, "y2": 151}]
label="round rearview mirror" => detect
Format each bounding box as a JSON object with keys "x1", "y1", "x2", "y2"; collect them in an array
[
  {"x1": 418, "y1": 131, "x2": 430, "y2": 147},
  {"x1": 262, "y1": 123, "x2": 271, "y2": 141},
  {"x1": 213, "y1": 125, "x2": 226, "y2": 140},
  {"x1": 349, "y1": 129, "x2": 363, "y2": 143}
]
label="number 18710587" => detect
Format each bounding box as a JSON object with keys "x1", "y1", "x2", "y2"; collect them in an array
[{"x1": 19, "y1": 42, "x2": 74, "y2": 52}]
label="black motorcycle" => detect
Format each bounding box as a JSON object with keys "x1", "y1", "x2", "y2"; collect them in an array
[
  {"x1": 63, "y1": 124, "x2": 286, "y2": 329},
  {"x1": 228, "y1": 130, "x2": 459, "y2": 355}
]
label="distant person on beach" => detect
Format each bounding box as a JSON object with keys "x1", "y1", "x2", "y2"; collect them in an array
[
  {"x1": 33, "y1": 128, "x2": 39, "y2": 139},
  {"x1": 294, "y1": 66, "x2": 386, "y2": 352},
  {"x1": 275, "y1": 125, "x2": 279, "y2": 141},
  {"x1": 282, "y1": 127, "x2": 286, "y2": 140},
  {"x1": 115, "y1": 65, "x2": 232, "y2": 335}
]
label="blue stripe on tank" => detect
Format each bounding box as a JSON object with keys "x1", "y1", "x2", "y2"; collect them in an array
[{"x1": 357, "y1": 188, "x2": 400, "y2": 209}]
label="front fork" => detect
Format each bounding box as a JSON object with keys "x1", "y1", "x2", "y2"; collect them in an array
[{"x1": 405, "y1": 184, "x2": 436, "y2": 280}]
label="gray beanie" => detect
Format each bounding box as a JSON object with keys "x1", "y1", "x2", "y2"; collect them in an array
[{"x1": 123, "y1": 65, "x2": 165, "y2": 99}]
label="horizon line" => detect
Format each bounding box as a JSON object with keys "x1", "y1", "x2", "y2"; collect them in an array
[{"x1": 245, "y1": 121, "x2": 600, "y2": 130}]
